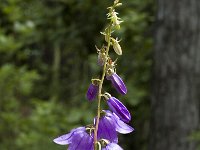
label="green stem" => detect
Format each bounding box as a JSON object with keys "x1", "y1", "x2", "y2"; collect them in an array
[{"x1": 94, "y1": 25, "x2": 112, "y2": 149}]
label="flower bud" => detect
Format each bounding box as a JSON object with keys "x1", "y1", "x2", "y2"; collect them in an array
[
  {"x1": 107, "y1": 97, "x2": 131, "y2": 123},
  {"x1": 110, "y1": 11, "x2": 123, "y2": 30},
  {"x1": 106, "y1": 73, "x2": 127, "y2": 95},
  {"x1": 97, "y1": 52, "x2": 106, "y2": 66},
  {"x1": 98, "y1": 54, "x2": 105, "y2": 66},
  {"x1": 115, "y1": 3, "x2": 122, "y2": 7},
  {"x1": 112, "y1": 38, "x2": 122, "y2": 55},
  {"x1": 86, "y1": 79, "x2": 100, "y2": 101},
  {"x1": 86, "y1": 83, "x2": 98, "y2": 101},
  {"x1": 96, "y1": 46, "x2": 107, "y2": 66},
  {"x1": 112, "y1": 12, "x2": 119, "y2": 22}
]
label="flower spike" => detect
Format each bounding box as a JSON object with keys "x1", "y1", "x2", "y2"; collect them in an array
[{"x1": 53, "y1": 1, "x2": 133, "y2": 149}]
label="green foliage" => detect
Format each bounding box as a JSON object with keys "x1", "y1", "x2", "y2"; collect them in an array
[
  {"x1": 0, "y1": 64, "x2": 39, "y2": 149},
  {"x1": 189, "y1": 131, "x2": 200, "y2": 150},
  {"x1": 16, "y1": 100, "x2": 67, "y2": 150},
  {"x1": 0, "y1": 0, "x2": 154, "y2": 149}
]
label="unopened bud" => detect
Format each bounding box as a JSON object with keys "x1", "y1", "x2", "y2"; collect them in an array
[
  {"x1": 115, "y1": 3, "x2": 122, "y2": 7},
  {"x1": 98, "y1": 53, "x2": 106, "y2": 66},
  {"x1": 112, "y1": 38, "x2": 122, "y2": 55},
  {"x1": 96, "y1": 46, "x2": 107, "y2": 66},
  {"x1": 112, "y1": 11, "x2": 118, "y2": 25},
  {"x1": 111, "y1": 11, "x2": 123, "y2": 30}
]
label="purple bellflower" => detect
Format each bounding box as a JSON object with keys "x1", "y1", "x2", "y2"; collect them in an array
[
  {"x1": 97, "y1": 111, "x2": 118, "y2": 143},
  {"x1": 106, "y1": 73, "x2": 127, "y2": 95},
  {"x1": 53, "y1": 126, "x2": 94, "y2": 150},
  {"x1": 86, "y1": 79, "x2": 100, "y2": 101},
  {"x1": 107, "y1": 96, "x2": 131, "y2": 123},
  {"x1": 97, "y1": 110, "x2": 133, "y2": 143},
  {"x1": 105, "y1": 110, "x2": 134, "y2": 134}
]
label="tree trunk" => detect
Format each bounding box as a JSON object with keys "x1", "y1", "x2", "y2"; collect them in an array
[{"x1": 149, "y1": 0, "x2": 200, "y2": 150}]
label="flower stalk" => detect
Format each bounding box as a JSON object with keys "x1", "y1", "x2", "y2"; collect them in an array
[{"x1": 94, "y1": 25, "x2": 112, "y2": 149}]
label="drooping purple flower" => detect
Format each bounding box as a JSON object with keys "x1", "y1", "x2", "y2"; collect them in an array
[
  {"x1": 97, "y1": 112, "x2": 118, "y2": 143},
  {"x1": 105, "y1": 110, "x2": 134, "y2": 134},
  {"x1": 53, "y1": 126, "x2": 94, "y2": 150},
  {"x1": 102, "y1": 142, "x2": 123, "y2": 150},
  {"x1": 106, "y1": 73, "x2": 127, "y2": 95},
  {"x1": 107, "y1": 97, "x2": 131, "y2": 123},
  {"x1": 86, "y1": 83, "x2": 98, "y2": 101},
  {"x1": 96, "y1": 110, "x2": 133, "y2": 143}
]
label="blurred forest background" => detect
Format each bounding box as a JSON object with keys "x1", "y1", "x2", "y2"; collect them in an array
[{"x1": 0, "y1": 0, "x2": 200, "y2": 150}]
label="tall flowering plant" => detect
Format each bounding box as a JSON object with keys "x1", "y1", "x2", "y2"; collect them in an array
[{"x1": 53, "y1": 0, "x2": 134, "y2": 149}]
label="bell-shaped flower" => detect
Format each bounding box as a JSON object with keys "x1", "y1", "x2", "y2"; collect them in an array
[
  {"x1": 106, "y1": 73, "x2": 127, "y2": 95},
  {"x1": 96, "y1": 110, "x2": 133, "y2": 143},
  {"x1": 97, "y1": 111, "x2": 118, "y2": 143},
  {"x1": 105, "y1": 110, "x2": 134, "y2": 134},
  {"x1": 53, "y1": 126, "x2": 94, "y2": 150},
  {"x1": 107, "y1": 96, "x2": 131, "y2": 123}
]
